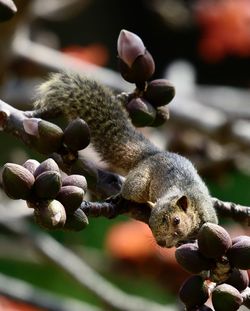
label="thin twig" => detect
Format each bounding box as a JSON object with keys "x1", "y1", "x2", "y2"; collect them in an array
[{"x1": 0, "y1": 273, "x2": 103, "y2": 311}]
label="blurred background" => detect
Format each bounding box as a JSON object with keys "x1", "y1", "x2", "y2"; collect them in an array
[{"x1": 1, "y1": 0, "x2": 250, "y2": 310}]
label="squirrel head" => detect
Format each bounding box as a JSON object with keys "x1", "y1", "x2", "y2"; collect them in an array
[{"x1": 148, "y1": 188, "x2": 200, "y2": 248}]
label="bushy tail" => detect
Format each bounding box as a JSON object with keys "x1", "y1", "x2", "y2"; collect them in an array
[{"x1": 35, "y1": 72, "x2": 159, "y2": 174}]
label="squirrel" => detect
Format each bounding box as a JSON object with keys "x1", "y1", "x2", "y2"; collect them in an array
[{"x1": 34, "y1": 72, "x2": 218, "y2": 248}]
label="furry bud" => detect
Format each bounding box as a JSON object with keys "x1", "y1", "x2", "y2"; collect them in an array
[
  {"x1": 63, "y1": 208, "x2": 88, "y2": 231},
  {"x1": 63, "y1": 118, "x2": 90, "y2": 151},
  {"x1": 34, "y1": 158, "x2": 60, "y2": 178},
  {"x1": 175, "y1": 243, "x2": 214, "y2": 274},
  {"x1": 23, "y1": 159, "x2": 40, "y2": 175},
  {"x1": 198, "y1": 223, "x2": 232, "y2": 259},
  {"x1": 144, "y1": 79, "x2": 175, "y2": 107},
  {"x1": 227, "y1": 238, "x2": 250, "y2": 269},
  {"x1": 34, "y1": 200, "x2": 66, "y2": 229},
  {"x1": 127, "y1": 97, "x2": 156, "y2": 127},
  {"x1": 2, "y1": 163, "x2": 35, "y2": 199},
  {"x1": 179, "y1": 275, "x2": 209, "y2": 309},
  {"x1": 57, "y1": 185, "x2": 84, "y2": 214},
  {"x1": 34, "y1": 171, "x2": 61, "y2": 200},
  {"x1": 212, "y1": 284, "x2": 243, "y2": 311},
  {"x1": 62, "y1": 174, "x2": 87, "y2": 192}
]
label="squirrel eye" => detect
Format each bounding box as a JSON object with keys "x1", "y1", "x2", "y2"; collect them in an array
[{"x1": 173, "y1": 216, "x2": 180, "y2": 226}]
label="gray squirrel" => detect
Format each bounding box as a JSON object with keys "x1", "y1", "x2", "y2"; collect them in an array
[{"x1": 34, "y1": 72, "x2": 218, "y2": 247}]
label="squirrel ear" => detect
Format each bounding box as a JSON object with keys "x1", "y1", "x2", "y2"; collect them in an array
[
  {"x1": 147, "y1": 201, "x2": 155, "y2": 209},
  {"x1": 177, "y1": 195, "x2": 188, "y2": 212}
]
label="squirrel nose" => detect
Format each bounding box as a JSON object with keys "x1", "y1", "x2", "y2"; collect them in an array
[{"x1": 157, "y1": 239, "x2": 166, "y2": 247}]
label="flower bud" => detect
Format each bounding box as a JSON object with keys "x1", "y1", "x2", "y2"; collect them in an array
[
  {"x1": 212, "y1": 284, "x2": 243, "y2": 311},
  {"x1": 63, "y1": 118, "x2": 90, "y2": 151},
  {"x1": 57, "y1": 185, "x2": 84, "y2": 214},
  {"x1": 2, "y1": 163, "x2": 35, "y2": 199},
  {"x1": 232, "y1": 235, "x2": 250, "y2": 245},
  {"x1": 63, "y1": 208, "x2": 88, "y2": 231},
  {"x1": 0, "y1": 0, "x2": 17, "y2": 22},
  {"x1": 22, "y1": 159, "x2": 40, "y2": 175},
  {"x1": 197, "y1": 223, "x2": 232, "y2": 259},
  {"x1": 144, "y1": 79, "x2": 175, "y2": 107},
  {"x1": 34, "y1": 158, "x2": 60, "y2": 178},
  {"x1": 26, "y1": 119, "x2": 63, "y2": 154},
  {"x1": 150, "y1": 106, "x2": 169, "y2": 127},
  {"x1": 34, "y1": 200, "x2": 66, "y2": 230},
  {"x1": 34, "y1": 171, "x2": 61, "y2": 200},
  {"x1": 117, "y1": 30, "x2": 146, "y2": 67},
  {"x1": 62, "y1": 174, "x2": 87, "y2": 192},
  {"x1": 175, "y1": 243, "x2": 214, "y2": 274},
  {"x1": 179, "y1": 275, "x2": 209, "y2": 309},
  {"x1": 127, "y1": 97, "x2": 156, "y2": 127},
  {"x1": 227, "y1": 239, "x2": 250, "y2": 269},
  {"x1": 118, "y1": 52, "x2": 155, "y2": 85},
  {"x1": 225, "y1": 269, "x2": 249, "y2": 292}
]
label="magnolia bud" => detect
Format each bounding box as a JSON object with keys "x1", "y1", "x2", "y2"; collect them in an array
[
  {"x1": 179, "y1": 275, "x2": 209, "y2": 309},
  {"x1": 34, "y1": 158, "x2": 60, "y2": 178},
  {"x1": 0, "y1": 0, "x2": 17, "y2": 22},
  {"x1": 34, "y1": 171, "x2": 61, "y2": 200},
  {"x1": 63, "y1": 208, "x2": 88, "y2": 231},
  {"x1": 144, "y1": 79, "x2": 175, "y2": 107},
  {"x1": 23, "y1": 159, "x2": 40, "y2": 175},
  {"x1": 198, "y1": 223, "x2": 232, "y2": 259},
  {"x1": 150, "y1": 106, "x2": 169, "y2": 127},
  {"x1": 57, "y1": 185, "x2": 84, "y2": 214},
  {"x1": 127, "y1": 97, "x2": 156, "y2": 127},
  {"x1": 225, "y1": 269, "x2": 249, "y2": 292},
  {"x1": 212, "y1": 284, "x2": 243, "y2": 311},
  {"x1": 63, "y1": 118, "x2": 90, "y2": 151},
  {"x1": 2, "y1": 163, "x2": 35, "y2": 199},
  {"x1": 117, "y1": 30, "x2": 155, "y2": 84},
  {"x1": 227, "y1": 239, "x2": 250, "y2": 269},
  {"x1": 34, "y1": 200, "x2": 66, "y2": 230},
  {"x1": 175, "y1": 243, "x2": 214, "y2": 274},
  {"x1": 25, "y1": 119, "x2": 63, "y2": 154},
  {"x1": 62, "y1": 174, "x2": 87, "y2": 192}
]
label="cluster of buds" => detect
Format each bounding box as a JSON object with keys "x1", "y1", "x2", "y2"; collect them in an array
[
  {"x1": 117, "y1": 30, "x2": 175, "y2": 127},
  {"x1": 175, "y1": 223, "x2": 250, "y2": 310},
  {"x1": 2, "y1": 158, "x2": 88, "y2": 231},
  {"x1": 23, "y1": 117, "x2": 90, "y2": 155}
]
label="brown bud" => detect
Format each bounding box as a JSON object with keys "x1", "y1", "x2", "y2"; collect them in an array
[
  {"x1": 144, "y1": 79, "x2": 175, "y2": 107},
  {"x1": 197, "y1": 223, "x2": 232, "y2": 259},
  {"x1": 63, "y1": 208, "x2": 88, "y2": 231},
  {"x1": 118, "y1": 51, "x2": 155, "y2": 85},
  {"x1": 63, "y1": 118, "x2": 90, "y2": 151},
  {"x1": 212, "y1": 284, "x2": 243, "y2": 311},
  {"x1": 127, "y1": 97, "x2": 156, "y2": 127},
  {"x1": 34, "y1": 158, "x2": 60, "y2": 178},
  {"x1": 0, "y1": 0, "x2": 17, "y2": 22},
  {"x1": 22, "y1": 159, "x2": 40, "y2": 175},
  {"x1": 225, "y1": 269, "x2": 249, "y2": 292},
  {"x1": 34, "y1": 200, "x2": 66, "y2": 230},
  {"x1": 2, "y1": 163, "x2": 35, "y2": 199},
  {"x1": 34, "y1": 171, "x2": 61, "y2": 200},
  {"x1": 175, "y1": 243, "x2": 214, "y2": 274},
  {"x1": 62, "y1": 174, "x2": 87, "y2": 192},
  {"x1": 150, "y1": 106, "x2": 169, "y2": 127},
  {"x1": 25, "y1": 119, "x2": 63, "y2": 154},
  {"x1": 227, "y1": 239, "x2": 250, "y2": 269},
  {"x1": 179, "y1": 275, "x2": 209, "y2": 309},
  {"x1": 56, "y1": 185, "x2": 84, "y2": 214}
]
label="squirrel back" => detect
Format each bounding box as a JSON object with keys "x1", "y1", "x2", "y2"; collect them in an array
[{"x1": 35, "y1": 72, "x2": 159, "y2": 174}]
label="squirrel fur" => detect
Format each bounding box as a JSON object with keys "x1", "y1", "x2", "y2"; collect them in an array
[{"x1": 35, "y1": 72, "x2": 218, "y2": 247}]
